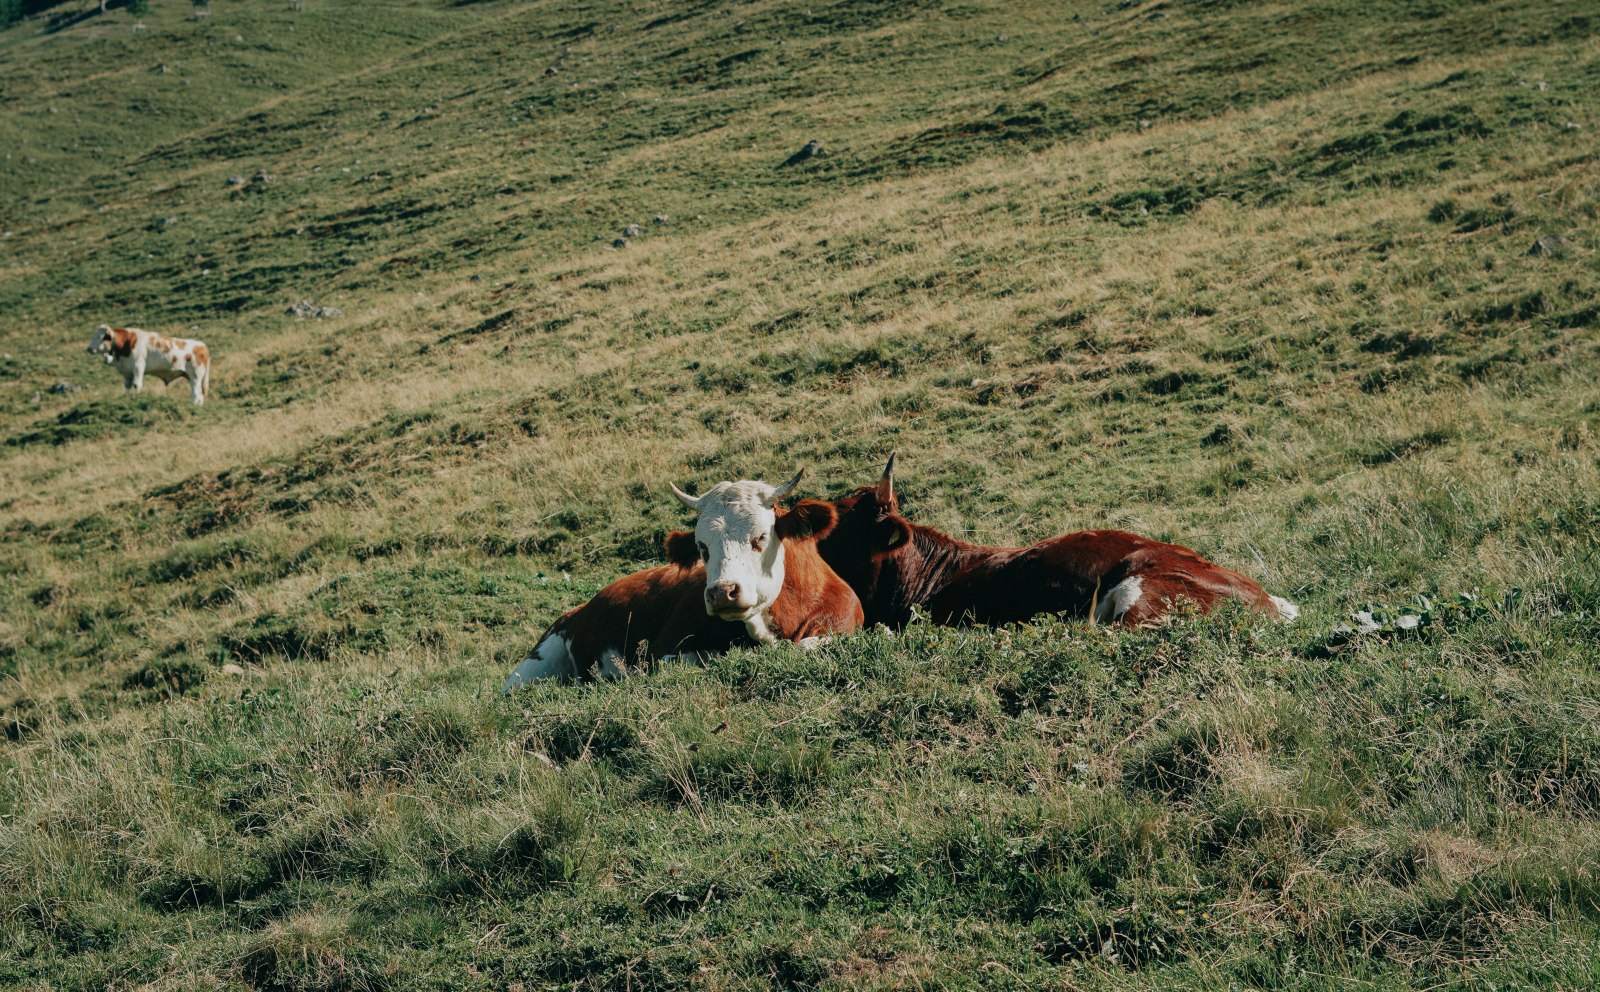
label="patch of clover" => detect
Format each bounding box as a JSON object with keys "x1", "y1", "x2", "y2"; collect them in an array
[{"x1": 1329, "y1": 589, "x2": 1523, "y2": 645}]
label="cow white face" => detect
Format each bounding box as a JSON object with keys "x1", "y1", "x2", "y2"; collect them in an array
[
  {"x1": 670, "y1": 476, "x2": 797, "y2": 621},
  {"x1": 87, "y1": 324, "x2": 116, "y2": 362}
]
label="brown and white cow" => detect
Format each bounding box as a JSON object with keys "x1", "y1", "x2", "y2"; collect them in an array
[
  {"x1": 87, "y1": 324, "x2": 211, "y2": 405},
  {"x1": 818, "y1": 455, "x2": 1299, "y2": 628},
  {"x1": 504, "y1": 471, "x2": 863, "y2": 687}
]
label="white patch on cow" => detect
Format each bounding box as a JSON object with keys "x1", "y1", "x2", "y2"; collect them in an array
[
  {"x1": 1094, "y1": 576, "x2": 1144, "y2": 624},
  {"x1": 744, "y1": 611, "x2": 778, "y2": 646},
  {"x1": 504, "y1": 632, "x2": 573, "y2": 691},
  {"x1": 1269, "y1": 595, "x2": 1301, "y2": 622},
  {"x1": 87, "y1": 325, "x2": 211, "y2": 405},
  {"x1": 682, "y1": 480, "x2": 788, "y2": 622}
]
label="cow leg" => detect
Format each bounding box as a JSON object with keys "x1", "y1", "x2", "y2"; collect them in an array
[
  {"x1": 1093, "y1": 576, "x2": 1147, "y2": 624},
  {"x1": 130, "y1": 359, "x2": 145, "y2": 392},
  {"x1": 596, "y1": 649, "x2": 626, "y2": 680},
  {"x1": 503, "y1": 632, "x2": 575, "y2": 691},
  {"x1": 660, "y1": 650, "x2": 711, "y2": 666},
  {"x1": 189, "y1": 371, "x2": 206, "y2": 405}
]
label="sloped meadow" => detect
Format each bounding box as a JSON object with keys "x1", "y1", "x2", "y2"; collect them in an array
[{"x1": 3, "y1": 0, "x2": 1599, "y2": 988}]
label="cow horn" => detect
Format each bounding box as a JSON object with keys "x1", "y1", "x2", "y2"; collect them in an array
[
  {"x1": 876, "y1": 451, "x2": 897, "y2": 504},
  {"x1": 668, "y1": 481, "x2": 703, "y2": 510},
  {"x1": 767, "y1": 467, "x2": 805, "y2": 505}
]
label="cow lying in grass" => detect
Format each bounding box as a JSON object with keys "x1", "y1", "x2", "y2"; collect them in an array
[
  {"x1": 818, "y1": 455, "x2": 1298, "y2": 628},
  {"x1": 87, "y1": 324, "x2": 212, "y2": 404},
  {"x1": 505, "y1": 471, "x2": 863, "y2": 687}
]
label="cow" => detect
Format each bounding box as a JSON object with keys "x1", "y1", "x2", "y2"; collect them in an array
[
  {"x1": 87, "y1": 324, "x2": 211, "y2": 405},
  {"x1": 504, "y1": 470, "x2": 864, "y2": 687},
  {"x1": 818, "y1": 455, "x2": 1299, "y2": 628}
]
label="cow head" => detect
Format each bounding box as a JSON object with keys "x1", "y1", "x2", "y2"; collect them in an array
[
  {"x1": 664, "y1": 470, "x2": 838, "y2": 622},
  {"x1": 87, "y1": 324, "x2": 127, "y2": 363},
  {"x1": 816, "y1": 454, "x2": 917, "y2": 603}
]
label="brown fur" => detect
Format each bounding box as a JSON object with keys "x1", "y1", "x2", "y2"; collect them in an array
[
  {"x1": 109, "y1": 327, "x2": 136, "y2": 358},
  {"x1": 819, "y1": 480, "x2": 1283, "y2": 628}
]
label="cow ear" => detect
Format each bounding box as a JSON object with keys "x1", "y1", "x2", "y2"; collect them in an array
[
  {"x1": 875, "y1": 516, "x2": 913, "y2": 554},
  {"x1": 664, "y1": 530, "x2": 699, "y2": 568},
  {"x1": 775, "y1": 499, "x2": 838, "y2": 542}
]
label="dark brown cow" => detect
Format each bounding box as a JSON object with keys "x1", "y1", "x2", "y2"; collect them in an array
[
  {"x1": 818, "y1": 456, "x2": 1298, "y2": 628},
  {"x1": 505, "y1": 477, "x2": 863, "y2": 687}
]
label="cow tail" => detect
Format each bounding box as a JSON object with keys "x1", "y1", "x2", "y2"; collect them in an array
[{"x1": 202, "y1": 361, "x2": 211, "y2": 398}]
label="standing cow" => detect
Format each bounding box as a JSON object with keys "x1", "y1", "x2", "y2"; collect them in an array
[
  {"x1": 819, "y1": 455, "x2": 1299, "y2": 628},
  {"x1": 87, "y1": 324, "x2": 211, "y2": 405},
  {"x1": 505, "y1": 470, "x2": 863, "y2": 687}
]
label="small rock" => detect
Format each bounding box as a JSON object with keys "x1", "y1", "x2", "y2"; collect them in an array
[
  {"x1": 251, "y1": 170, "x2": 273, "y2": 184},
  {"x1": 286, "y1": 301, "x2": 338, "y2": 318},
  {"x1": 781, "y1": 139, "x2": 826, "y2": 167},
  {"x1": 162, "y1": 216, "x2": 178, "y2": 228},
  {"x1": 285, "y1": 365, "x2": 304, "y2": 376},
  {"x1": 226, "y1": 175, "x2": 246, "y2": 186},
  {"x1": 155, "y1": 63, "x2": 169, "y2": 74},
  {"x1": 220, "y1": 663, "x2": 246, "y2": 676},
  {"x1": 1529, "y1": 235, "x2": 1570, "y2": 257},
  {"x1": 652, "y1": 214, "x2": 670, "y2": 225},
  {"x1": 48, "y1": 381, "x2": 78, "y2": 395},
  {"x1": 232, "y1": 33, "x2": 244, "y2": 43},
  {"x1": 996, "y1": 33, "x2": 1008, "y2": 41},
  {"x1": 623, "y1": 223, "x2": 644, "y2": 237},
  {"x1": 612, "y1": 238, "x2": 629, "y2": 249},
  {"x1": 1536, "y1": 81, "x2": 1549, "y2": 91},
  {"x1": 1565, "y1": 121, "x2": 1581, "y2": 130},
  {"x1": 470, "y1": 274, "x2": 483, "y2": 282}
]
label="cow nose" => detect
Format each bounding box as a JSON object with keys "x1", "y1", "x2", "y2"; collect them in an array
[{"x1": 707, "y1": 582, "x2": 742, "y2": 608}]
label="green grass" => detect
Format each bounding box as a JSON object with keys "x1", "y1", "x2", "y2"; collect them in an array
[{"x1": 2, "y1": 0, "x2": 1599, "y2": 988}]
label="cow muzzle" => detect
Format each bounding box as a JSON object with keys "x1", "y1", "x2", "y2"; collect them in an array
[{"x1": 706, "y1": 581, "x2": 754, "y2": 619}]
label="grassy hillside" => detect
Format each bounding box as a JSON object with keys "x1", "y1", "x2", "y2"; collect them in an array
[{"x1": 3, "y1": 0, "x2": 1599, "y2": 988}]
